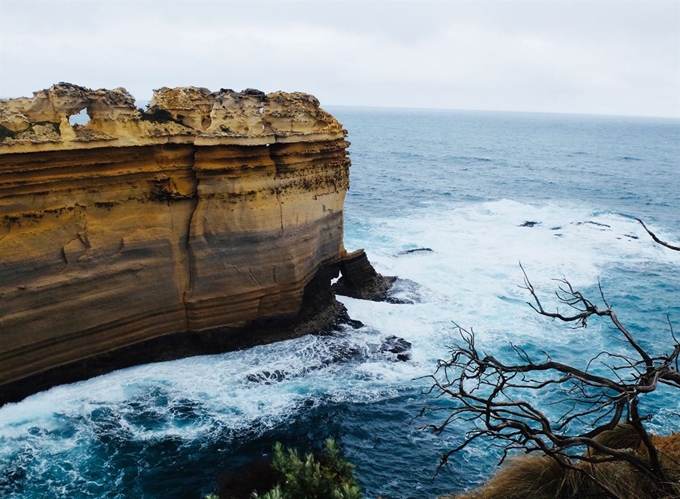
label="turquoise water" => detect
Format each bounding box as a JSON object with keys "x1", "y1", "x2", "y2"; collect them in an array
[{"x1": 1, "y1": 109, "x2": 679, "y2": 498}]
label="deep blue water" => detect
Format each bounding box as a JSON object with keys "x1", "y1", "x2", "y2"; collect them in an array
[{"x1": 1, "y1": 108, "x2": 679, "y2": 499}]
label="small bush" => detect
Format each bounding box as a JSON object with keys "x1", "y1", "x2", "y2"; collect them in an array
[{"x1": 251, "y1": 439, "x2": 362, "y2": 499}]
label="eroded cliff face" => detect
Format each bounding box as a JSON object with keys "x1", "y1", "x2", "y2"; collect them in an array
[{"x1": 0, "y1": 84, "x2": 350, "y2": 403}]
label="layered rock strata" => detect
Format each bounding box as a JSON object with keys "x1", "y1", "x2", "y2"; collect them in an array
[{"x1": 0, "y1": 84, "x2": 352, "y2": 404}]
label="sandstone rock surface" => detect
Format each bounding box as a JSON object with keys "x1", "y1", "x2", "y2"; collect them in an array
[{"x1": 0, "y1": 84, "x2": 351, "y2": 404}]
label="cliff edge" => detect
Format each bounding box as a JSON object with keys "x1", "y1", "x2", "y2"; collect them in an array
[{"x1": 0, "y1": 83, "x2": 352, "y2": 404}]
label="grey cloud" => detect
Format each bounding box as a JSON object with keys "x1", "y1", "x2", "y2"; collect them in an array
[{"x1": 1, "y1": 0, "x2": 678, "y2": 117}]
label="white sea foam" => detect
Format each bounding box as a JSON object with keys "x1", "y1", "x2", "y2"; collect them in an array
[
  {"x1": 4, "y1": 200, "x2": 678, "y2": 425},
  {"x1": 1, "y1": 198, "x2": 678, "y2": 497}
]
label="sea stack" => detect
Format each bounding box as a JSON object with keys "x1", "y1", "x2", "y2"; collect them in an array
[{"x1": 0, "y1": 84, "x2": 353, "y2": 404}]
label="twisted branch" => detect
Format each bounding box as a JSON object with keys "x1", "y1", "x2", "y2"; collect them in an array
[
  {"x1": 418, "y1": 270, "x2": 679, "y2": 498},
  {"x1": 637, "y1": 219, "x2": 680, "y2": 252}
]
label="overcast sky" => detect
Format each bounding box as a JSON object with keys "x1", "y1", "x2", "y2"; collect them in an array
[{"x1": 1, "y1": 0, "x2": 678, "y2": 117}]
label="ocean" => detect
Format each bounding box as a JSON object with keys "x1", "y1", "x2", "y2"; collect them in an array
[{"x1": 1, "y1": 108, "x2": 679, "y2": 498}]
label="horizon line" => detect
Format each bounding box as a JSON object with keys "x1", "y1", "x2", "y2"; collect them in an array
[{"x1": 322, "y1": 103, "x2": 680, "y2": 121}]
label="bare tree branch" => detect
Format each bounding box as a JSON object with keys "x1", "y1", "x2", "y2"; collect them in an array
[
  {"x1": 637, "y1": 218, "x2": 680, "y2": 251},
  {"x1": 418, "y1": 269, "x2": 680, "y2": 498}
]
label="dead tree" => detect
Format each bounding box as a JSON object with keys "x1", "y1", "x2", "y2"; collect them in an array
[{"x1": 419, "y1": 253, "x2": 680, "y2": 498}]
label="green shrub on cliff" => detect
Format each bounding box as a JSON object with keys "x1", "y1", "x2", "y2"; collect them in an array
[{"x1": 251, "y1": 439, "x2": 362, "y2": 499}]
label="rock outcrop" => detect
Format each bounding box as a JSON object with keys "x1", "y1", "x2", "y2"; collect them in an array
[
  {"x1": 332, "y1": 249, "x2": 397, "y2": 301},
  {"x1": 0, "y1": 83, "x2": 352, "y2": 404}
]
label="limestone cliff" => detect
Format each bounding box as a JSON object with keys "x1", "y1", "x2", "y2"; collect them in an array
[{"x1": 0, "y1": 84, "x2": 350, "y2": 404}]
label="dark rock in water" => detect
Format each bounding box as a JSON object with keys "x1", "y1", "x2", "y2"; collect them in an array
[
  {"x1": 294, "y1": 263, "x2": 362, "y2": 335},
  {"x1": 245, "y1": 369, "x2": 289, "y2": 384},
  {"x1": 399, "y1": 247, "x2": 433, "y2": 255},
  {"x1": 379, "y1": 335, "x2": 412, "y2": 361},
  {"x1": 245, "y1": 332, "x2": 413, "y2": 384},
  {"x1": 327, "y1": 343, "x2": 364, "y2": 364},
  {"x1": 520, "y1": 221, "x2": 540, "y2": 227},
  {"x1": 332, "y1": 249, "x2": 396, "y2": 302},
  {"x1": 345, "y1": 318, "x2": 364, "y2": 329},
  {"x1": 576, "y1": 220, "x2": 611, "y2": 228},
  {"x1": 385, "y1": 278, "x2": 423, "y2": 305}
]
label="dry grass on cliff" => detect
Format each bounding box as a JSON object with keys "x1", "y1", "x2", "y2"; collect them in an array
[
  {"x1": 442, "y1": 428, "x2": 680, "y2": 499},
  {"x1": 445, "y1": 455, "x2": 579, "y2": 499}
]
